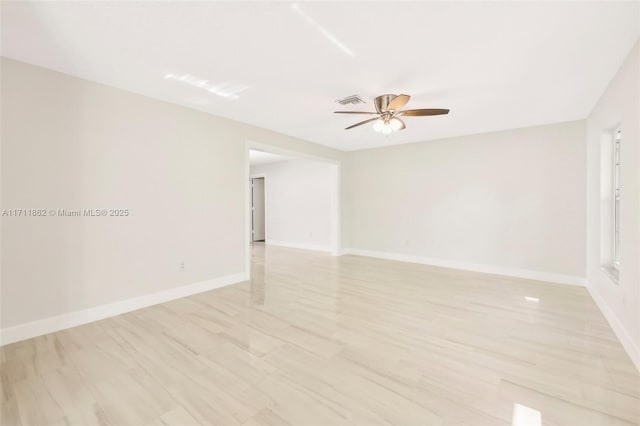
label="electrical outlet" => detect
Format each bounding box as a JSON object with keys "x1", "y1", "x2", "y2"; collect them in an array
[{"x1": 179, "y1": 261, "x2": 185, "y2": 272}]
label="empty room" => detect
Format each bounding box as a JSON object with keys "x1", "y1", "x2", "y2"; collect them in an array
[{"x1": 1, "y1": 1, "x2": 639, "y2": 425}]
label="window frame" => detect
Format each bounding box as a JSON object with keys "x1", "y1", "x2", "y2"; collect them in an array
[{"x1": 613, "y1": 128, "x2": 621, "y2": 268}]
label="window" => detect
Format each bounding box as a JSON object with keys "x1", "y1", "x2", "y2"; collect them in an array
[
  {"x1": 613, "y1": 129, "x2": 621, "y2": 266},
  {"x1": 600, "y1": 127, "x2": 621, "y2": 282}
]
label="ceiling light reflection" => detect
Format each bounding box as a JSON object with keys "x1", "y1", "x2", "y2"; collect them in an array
[
  {"x1": 163, "y1": 73, "x2": 250, "y2": 99},
  {"x1": 291, "y1": 3, "x2": 355, "y2": 57}
]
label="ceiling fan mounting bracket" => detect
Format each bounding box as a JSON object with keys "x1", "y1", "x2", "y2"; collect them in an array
[{"x1": 374, "y1": 94, "x2": 398, "y2": 113}]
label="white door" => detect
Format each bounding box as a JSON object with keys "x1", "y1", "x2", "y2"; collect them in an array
[{"x1": 251, "y1": 178, "x2": 265, "y2": 241}]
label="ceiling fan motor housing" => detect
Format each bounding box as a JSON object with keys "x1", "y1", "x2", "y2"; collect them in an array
[{"x1": 374, "y1": 94, "x2": 397, "y2": 113}]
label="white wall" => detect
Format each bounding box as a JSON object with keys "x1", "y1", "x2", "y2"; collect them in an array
[
  {"x1": 250, "y1": 159, "x2": 337, "y2": 252},
  {"x1": 0, "y1": 58, "x2": 343, "y2": 342},
  {"x1": 344, "y1": 121, "x2": 587, "y2": 284},
  {"x1": 586, "y1": 41, "x2": 639, "y2": 369}
]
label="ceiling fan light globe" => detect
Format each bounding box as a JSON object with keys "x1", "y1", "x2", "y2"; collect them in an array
[
  {"x1": 390, "y1": 118, "x2": 403, "y2": 131},
  {"x1": 372, "y1": 119, "x2": 385, "y2": 132}
]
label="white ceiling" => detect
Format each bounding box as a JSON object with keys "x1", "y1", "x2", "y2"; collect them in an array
[
  {"x1": 249, "y1": 150, "x2": 292, "y2": 166},
  {"x1": 2, "y1": 2, "x2": 638, "y2": 151}
]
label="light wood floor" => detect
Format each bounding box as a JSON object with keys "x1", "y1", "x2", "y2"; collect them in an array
[{"x1": 1, "y1": 244, "x2": 639, "y2": 425}]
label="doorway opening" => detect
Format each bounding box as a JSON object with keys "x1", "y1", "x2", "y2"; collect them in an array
[{"x1": 245, "y1": 144, "x2": 340, "y2": 277}]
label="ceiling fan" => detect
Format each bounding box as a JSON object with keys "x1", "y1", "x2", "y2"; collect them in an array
[{"x1": 335, "y1": 94, "x2": 449, "y2": 135}]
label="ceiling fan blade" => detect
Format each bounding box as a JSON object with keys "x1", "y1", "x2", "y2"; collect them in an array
[
  {"x1": 387, "y1": 94, "x2": 410, "y2": 112},
  {"x1": 391, "y1": 117, "x2": 406, "y2": 130},
  {"x1": 399, "y1": 108, "x2": 449, "y2": 116},
  {"x1": 345, "y1": 117, "x2": 381, "y2": 130},
  {"x1": 334, "y1": 111, "x2": 378, "y2": 114}
]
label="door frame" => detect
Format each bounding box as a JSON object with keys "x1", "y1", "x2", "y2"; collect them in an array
[
  {"x1": 249, "y1": 174, "x2": 267, "y2": 243},
  {"x1": 245, "y1": 140, "x2": 341, "y2": 278}
]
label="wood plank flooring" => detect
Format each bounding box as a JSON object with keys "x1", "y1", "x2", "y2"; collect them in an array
[{"x1": 1, "y1": 243, "x2": 639, "y2": 425}]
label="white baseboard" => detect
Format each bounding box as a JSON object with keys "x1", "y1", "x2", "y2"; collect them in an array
[
  {"x1": 0, "y1": 271, "x2": 248, "y2": 346},
  {"x1": 266, "y1": 240, "x2": 332, "y2": 253},
  {"x1": 587, "y1": 286, "x2": 640, "y2": 372},
  {"x1": 341, "y1": 248, "x2": 586, "y2": 286}
]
